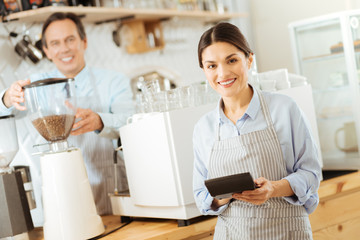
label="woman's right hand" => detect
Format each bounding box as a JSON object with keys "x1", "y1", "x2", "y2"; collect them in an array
[{"x1": 3, "y1": 79, "x2": 31, "y2": 111}]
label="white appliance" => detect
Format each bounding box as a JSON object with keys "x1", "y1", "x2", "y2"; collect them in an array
[
  {"x1": 0, "y1": 115, "x2": 33, "y2": 240},
  {"x1": 110, "y1": 84, "x2": 322, "y2": 225},
  {"x1": 40, "y1": 149, "x2": 105, "y2": 240},
  {"x1": 110, "y1": 103, "x2": 216, "y2": 226}
]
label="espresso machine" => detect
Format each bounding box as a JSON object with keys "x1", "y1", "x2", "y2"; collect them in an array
[
  {"x1": 23, "y1": 78, "x2": 104, "y2": 240},
  {"x1": 0, "y1": 115, "x2": 34, "y2": 240}
]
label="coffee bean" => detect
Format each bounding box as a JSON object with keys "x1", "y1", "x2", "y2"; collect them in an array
[{"x1": 32, "y1": 114, "x2": 75, "y2": 142}]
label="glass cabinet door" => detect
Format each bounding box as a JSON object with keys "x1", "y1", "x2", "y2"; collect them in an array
[{"x1": 292, "y1": 16, "x2": 360, "y2": 169}]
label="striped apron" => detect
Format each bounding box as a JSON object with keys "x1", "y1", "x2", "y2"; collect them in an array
[{"x1": 208, "y1": 89, "x2": 313, "y2": 240}]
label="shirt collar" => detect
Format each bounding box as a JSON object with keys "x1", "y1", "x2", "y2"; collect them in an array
[
  {"x1": 54, "y1": 65, "x2": 89, "y2": 89},
  {"x1": 217, "y1": 85, "x2": 261, "y2": 124}
]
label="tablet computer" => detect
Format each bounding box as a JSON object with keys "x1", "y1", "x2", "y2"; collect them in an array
[{"x1": 205, "y1": 172, "x2": 256, "y2": 199}]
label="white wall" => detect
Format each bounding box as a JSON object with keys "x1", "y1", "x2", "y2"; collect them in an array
[{"x1": 250, "y1": 0, "x2": 360, "y2": 72}]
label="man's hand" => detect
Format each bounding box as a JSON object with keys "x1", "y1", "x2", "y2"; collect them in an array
[
  {"x1": 3, "y1": 79, "x2": 31, "y2": 110},
  {"x1": 71, "y1": 108, "x2": 104, "y2": 135}
]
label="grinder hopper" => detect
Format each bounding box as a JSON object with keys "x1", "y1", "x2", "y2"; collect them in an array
[{"x1": 23, "y1": 78, "x2": 76, "y2": 152}]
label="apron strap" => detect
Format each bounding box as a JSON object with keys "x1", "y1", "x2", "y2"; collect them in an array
[
  {"x1": 255, "y1": 87, "x2": 274, "y2": 128},
  {"x1": 216, "y1": 121, "x2": 221, "y2": 141}
]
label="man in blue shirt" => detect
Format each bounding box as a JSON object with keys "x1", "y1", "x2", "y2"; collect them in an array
[{"x1": 0, "y1": 12, "x2": 134, "y2": 225}]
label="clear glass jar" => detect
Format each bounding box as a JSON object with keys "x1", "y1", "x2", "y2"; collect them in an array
[{"x1": 23, "y1": 78, "x2": 77, "y2": 152}]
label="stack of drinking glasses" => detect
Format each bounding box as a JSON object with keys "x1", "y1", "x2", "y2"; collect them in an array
[{"x1": 135, "y1": 80, "x2": 219, "y2": 114}]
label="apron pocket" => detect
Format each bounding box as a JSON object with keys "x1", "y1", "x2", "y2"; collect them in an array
[{"x1": 289, "y1": 230, "x2": 313, "y2": 240}]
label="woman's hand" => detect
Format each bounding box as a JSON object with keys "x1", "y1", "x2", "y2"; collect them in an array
[
  {"x1": 232, "y1": 177, "x2": 274, "y2": 205},
  {"x1": 3, "y1": 79, "x2": 31, "y2": 110},
  {"x1": 232, "y1": 177, "x2": 294, "y2": 205}
]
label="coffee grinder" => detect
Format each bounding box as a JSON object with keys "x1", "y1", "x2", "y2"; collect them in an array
[
  {"x1": 0, "y1": 115, "x2": 34, "y2": 240},
  {"x1": 23, "y1": 78, "x2": 104, "y2": 240}
]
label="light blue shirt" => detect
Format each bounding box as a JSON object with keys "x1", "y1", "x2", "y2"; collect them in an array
[{"x1": 193, "y1": 88, "x2": 321, "y2": 215}]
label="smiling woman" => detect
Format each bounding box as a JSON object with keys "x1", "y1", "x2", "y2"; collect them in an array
[{"x1": 192, "y1": 22, "x2": 321, "y2": 240}]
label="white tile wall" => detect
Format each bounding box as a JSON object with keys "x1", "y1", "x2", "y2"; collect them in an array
[{"x1": 0, "y1": 19, "x2": 208, "y2": 89}]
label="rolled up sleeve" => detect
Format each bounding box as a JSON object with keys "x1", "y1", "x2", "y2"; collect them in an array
[
  {"x1": 283, "y1": 116, "x2": 321, "y2": 214},
  {"x1": 0, "y1": 89, "x2": 13, "y2": 115}
]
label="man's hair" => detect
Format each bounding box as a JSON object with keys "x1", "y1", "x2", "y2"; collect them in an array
[{"x1": 41, "y1": 12, "x2": 86, "y2": 48}]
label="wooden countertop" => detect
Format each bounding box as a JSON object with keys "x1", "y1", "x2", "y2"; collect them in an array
[
  {"x1": 29, "y1": 215, "x2": 217, "y2": 240},
  {"x1": 29, "y1": 171, "x2": 360, "y2": 240}
]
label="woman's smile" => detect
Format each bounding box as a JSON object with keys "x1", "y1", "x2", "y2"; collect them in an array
[{"x1": 218, "y1": 78, "x2": 237, "y2": 87}]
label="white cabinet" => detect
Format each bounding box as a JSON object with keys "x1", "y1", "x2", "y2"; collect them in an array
[{"x1": 289, "y1": 10, "x2": 360, "y2": 170}]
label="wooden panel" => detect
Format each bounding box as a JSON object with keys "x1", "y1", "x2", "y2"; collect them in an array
[
  {"x1": 309, "y1": 188, "x2": 360, "y2": 231},
  {"x1": 124, "y1": 217, "x2": 217, "y2": 240},
  {"x1": 185, "y1": 232, "x2": 214, "y2": 240},
  {"x1": 313, "y1": 216, "x2": 360, "y2": 240},
  {"x1": 28, "y1": 215, "x2": 217, "y2": 240},
  {"x1": 3, "y1": 6, "x2": 247, "y2": 23},
  {"x1": 123, "y1": 20, "x2": 148, "y2": 54},
  {"x1": 317, "y1": 172, "x2": 360, "y2": 200}
]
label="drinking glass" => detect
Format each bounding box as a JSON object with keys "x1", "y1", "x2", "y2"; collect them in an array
[
  {"x1": 193, "y1": 82, "x2": 208, "y2": 106},
  {"x1": 165, "y1": 89, "x2": 180, "y2": 111},
  {"x1": 135, "y1": 92, "x2": 147, "y2": 113},
  {"x1": 141, "y1": 79, "x2": 161, "y2": 96},
  {"x1": 153, "y1": 91, "x2": 168, "y2": 112},
  {"x1": 178, "y1": 85, "x2": 194, "y2": 108}
]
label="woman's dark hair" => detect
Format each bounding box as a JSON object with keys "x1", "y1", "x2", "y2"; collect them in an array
[
  {"x1": 41, "y1": 12, "x2": 86, "y2": 48},
  {"x1": 198, "y1": 22, "x2": 253, "y2": 68}
]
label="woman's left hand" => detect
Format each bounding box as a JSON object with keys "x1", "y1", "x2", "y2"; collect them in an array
[{"x1": 232, "y1": 177, "x2": 274, "y2": 205}]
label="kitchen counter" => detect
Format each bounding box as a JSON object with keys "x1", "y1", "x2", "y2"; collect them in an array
[
  {"x1": 29, "y1": 171, "x2": 360, "y2": 240},
  {"x1": 28, "y1": 215, "x2": 217, "y2": 240}
]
